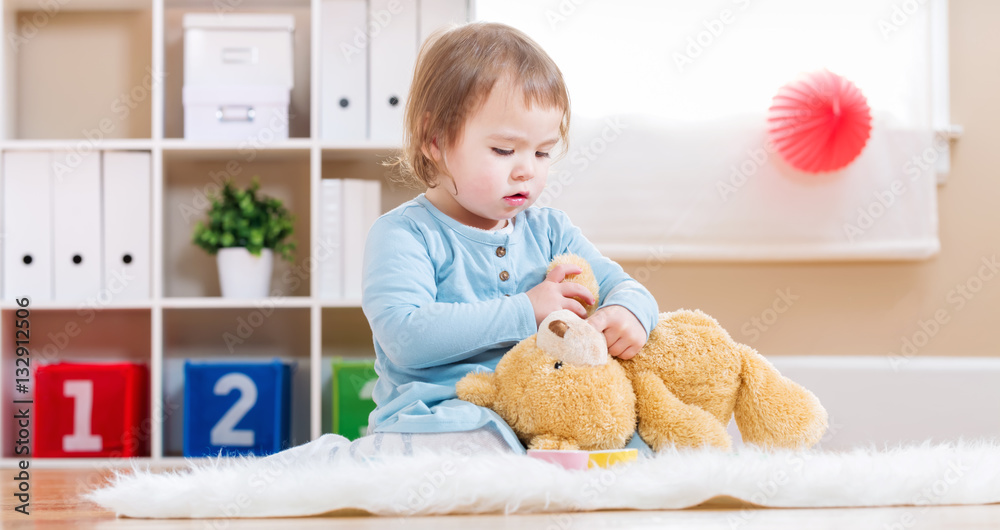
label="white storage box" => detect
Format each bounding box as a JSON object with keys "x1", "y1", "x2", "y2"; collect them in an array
[
  {"x1": 183, "y1": 85, "x2": 289, "y2": 142},
  {"x1": 183, "y1": 13, "x2": 295, "y2": 88}
]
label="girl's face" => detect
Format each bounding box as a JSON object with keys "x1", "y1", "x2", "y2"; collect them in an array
[{"x1": 424, "y1": 81, "x2": 564, "y2": 231}]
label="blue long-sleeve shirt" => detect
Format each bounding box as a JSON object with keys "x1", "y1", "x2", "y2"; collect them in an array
[{"x1": 361, "y1": 194, "x2": 659, "y2": 450}]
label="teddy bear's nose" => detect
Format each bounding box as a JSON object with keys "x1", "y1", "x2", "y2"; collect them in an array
[{"x1": 548, "y1": 320, "x2": 568, "y2": 338}]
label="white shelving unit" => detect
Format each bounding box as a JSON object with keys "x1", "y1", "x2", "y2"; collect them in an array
[{"x1": 0, "y1": 0, "x2": 436, "y2": 467}]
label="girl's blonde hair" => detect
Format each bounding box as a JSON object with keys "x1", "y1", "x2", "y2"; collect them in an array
[{"x1": 393, "y1": 22, "x2": 570, "y2": 188}]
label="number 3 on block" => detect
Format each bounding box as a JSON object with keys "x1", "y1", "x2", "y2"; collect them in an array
[{"x1": 210, "y1": 373, "x2": 259, "y2": 447}]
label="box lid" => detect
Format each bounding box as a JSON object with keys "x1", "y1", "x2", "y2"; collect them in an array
[
  {"x1": 183, "y1": 13, "x2": 295, "y2": 32},
  {"x1": 183, "y1": 84, "x2": 290, "y2": 105}
]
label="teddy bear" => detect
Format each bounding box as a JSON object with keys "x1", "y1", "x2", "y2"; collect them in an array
[{"x1": 456, "y1": 254, "x2": 828, "y2": 452}]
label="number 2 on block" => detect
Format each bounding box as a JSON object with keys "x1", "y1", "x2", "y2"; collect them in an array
[
  {"x1": 63, "y1": 380, "x2": 103, "y2": 452},
  {"x1": 210, "y1": 373, "x2": 258, "y2": 447}
]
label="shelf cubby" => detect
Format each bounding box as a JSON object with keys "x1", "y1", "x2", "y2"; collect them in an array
[
  {"x1": 2, "y1": 1, "x2": 153, "y2": 140},
  {"x1": 161, "y1": 0, "x2": 312, "y2": 139},
  {"x1": 0, "y1": 307, "x2": 152, "y2": 459},
  {"x1": 162, "y1": 147, "x2": 312, "y2": 298},
  {"x1": 321, "y1": 307, "x2": 376, "y2": 436},
  {"x1": 161, "y1": 307, "x2": 311, "y2": 456}
]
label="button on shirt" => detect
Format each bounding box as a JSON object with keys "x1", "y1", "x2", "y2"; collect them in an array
[{"x1": 361, "y1": 194, "x2": 659, "y2": 450}]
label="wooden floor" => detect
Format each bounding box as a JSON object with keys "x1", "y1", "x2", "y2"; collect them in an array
[{"x1": 2, "y1": 468, "x2": 999, "y2": 529}]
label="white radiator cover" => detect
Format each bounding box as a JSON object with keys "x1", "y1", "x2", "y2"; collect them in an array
[{"x1": 728, "y1": 356, "x2": 1000, "y2": 450}]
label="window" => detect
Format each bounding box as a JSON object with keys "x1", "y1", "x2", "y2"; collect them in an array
[{"x1": 475, "y1": 0, "x2": 952, "y2": 261}]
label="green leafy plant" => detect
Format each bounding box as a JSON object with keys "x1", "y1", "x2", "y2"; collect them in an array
[{"x1": 192, "y1": 177, "x2": 296, "y2": 262}]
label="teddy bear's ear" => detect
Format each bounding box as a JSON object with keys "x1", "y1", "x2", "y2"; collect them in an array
[
  {"x1": 548, "y1": 253, "x2": 600, "y2": 316},
  {"x1": 455, "y1": 372, "x2": 497, "y2": 408}
]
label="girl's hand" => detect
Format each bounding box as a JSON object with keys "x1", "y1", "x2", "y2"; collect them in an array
[
  {"x1": 587, "y1": 305, "x2": 647, "y2": 360},
  {"x1": 526, "y1": 264, "x2": 597, "y2": 326}
]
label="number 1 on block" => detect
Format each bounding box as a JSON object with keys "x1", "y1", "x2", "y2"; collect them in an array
[{"x1": 62, "y1": 380, "x2": 103, "y2": 452}]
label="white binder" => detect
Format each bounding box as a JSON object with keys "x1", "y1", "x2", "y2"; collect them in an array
[
  {"x1": 419, "y1": 0, "x2": 468, "y2": 44},
  {"x1": 368, "y1": 0, "x2": 418, "y2": 144},
  {"x1": 319, "y1": 179, "x2": 344, "y2": 299},
  {"x1": 52, "y1": 150, "x2": 103, "y2": 302},
  {"x1": 340, "y1": 179, "x2": 382, "y2": 300},
  {"x1": 2, "y1": 152, "x2": 53, "y2": 302},
  {"x1": 321, "y1": 0, "x2": 368, "y2": 141},
  {"x1": 341, "y1": 179, "x2": 366, "y2": 299},
  {"x1": 103, "y1": 151, "x2": 151, "y2": 302}
]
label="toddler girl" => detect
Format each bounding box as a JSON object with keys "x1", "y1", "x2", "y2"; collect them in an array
[{"x1": 358, "y1": 22, "x2": 659, "y2": 456}]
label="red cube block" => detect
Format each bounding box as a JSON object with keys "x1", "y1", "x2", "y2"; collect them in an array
[{"x1": 34, "y1": 362, "x2": 149, "y2": 458}]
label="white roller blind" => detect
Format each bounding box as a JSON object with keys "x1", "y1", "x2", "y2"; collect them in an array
[{"x1": 474, "y1": 0, "x2": 944, "y2": 261}]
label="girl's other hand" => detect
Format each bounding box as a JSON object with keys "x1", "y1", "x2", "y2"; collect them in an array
[
  {"x1": 587, "y1": 305, "x2": 647, "y2": 360},
  {"x1": 526, "y1": 264, "x2": 596, "y2": 326}
]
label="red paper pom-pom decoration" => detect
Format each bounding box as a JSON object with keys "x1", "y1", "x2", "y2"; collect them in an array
[{"x1": 767, "y1": 69, "x2": 872, "y2": 173}]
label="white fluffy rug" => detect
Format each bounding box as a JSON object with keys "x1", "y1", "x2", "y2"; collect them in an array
[{"x1": 88, "y1": 440, "x2": 1000, "y2": 518}]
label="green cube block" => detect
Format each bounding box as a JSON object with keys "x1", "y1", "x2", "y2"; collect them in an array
[{"x1": 331, "y1": 358, "x2": 378, "y2": 440}]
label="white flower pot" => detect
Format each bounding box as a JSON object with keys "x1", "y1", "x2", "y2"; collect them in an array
[{"x1": 217, "y1": 248, "x2": 273, "y2": 298}]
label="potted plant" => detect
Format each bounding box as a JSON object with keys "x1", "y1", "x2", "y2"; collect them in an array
[{"x1": 192, "y1": 177, "x2": 296, "y2": 298}]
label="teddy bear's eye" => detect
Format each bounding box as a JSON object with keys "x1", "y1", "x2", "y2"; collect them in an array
[{"x1": 554, "y1": 361, "x2": 564, "y2": 370}]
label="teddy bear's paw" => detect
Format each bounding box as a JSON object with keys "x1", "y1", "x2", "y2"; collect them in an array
[
  {"x1": 703, "y1": 424, "x2": 734, "y2": 450},
  {"x1": 640, "y1": 422, "x2": 733, "y2": 452},
  {"x1": 633, "y1": 371, "x2": 734, "y2": 452},
  {"x1": 547, "y1": 253, "x2": 599, "y2": 316},
  {"x1": 455, "y1": 372, "x2": 496, "y2": 408},
  {"x1": 529, "y1": 435, "x2": 580, "y2": 451},
  {"x1": 734, "y1": 344, "x2": 829, "y2": 449}
]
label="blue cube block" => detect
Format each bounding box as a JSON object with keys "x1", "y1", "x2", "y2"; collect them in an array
[{"x1": 183, "y1": 359, "x2": 292, "y2": 457}]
